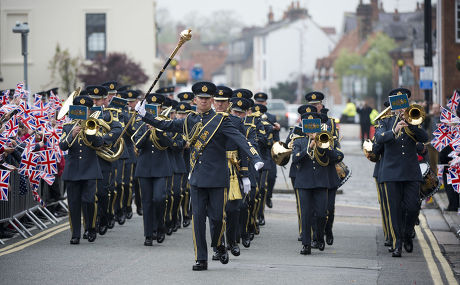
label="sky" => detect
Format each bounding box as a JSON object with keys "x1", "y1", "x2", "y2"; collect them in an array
[{"x1": 157, "y1": 0, "x2": 421, "y2": 32}]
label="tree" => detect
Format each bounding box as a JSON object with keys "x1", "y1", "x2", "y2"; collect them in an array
[
  {"x1": 48, "y1": 44, "x2": 81, "y2": 94},
  {"x1": 270, "y1": 76, "x2": 312, "y2": 103},
  {"x1": 78, "y1": 53, "x2": 148, "y2": 87}
]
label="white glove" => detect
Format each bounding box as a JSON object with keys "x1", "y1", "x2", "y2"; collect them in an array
[
  {"x1": 135, "y1": 100, "x2": 146, "y2": 117},
  {"x1": 242, "y1": 177, "x2": 251, "y2": 194},
  {"x1": 254, "y1": 161, "x2": 264, "y2": 171}
]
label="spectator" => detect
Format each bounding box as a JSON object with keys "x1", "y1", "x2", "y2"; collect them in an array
[
  {"x1": 357, "y1": 100, "x2": 372, "y2": 145},
  {"x1": 341, "y1": 99, "x2": 357, "y2": 124}
]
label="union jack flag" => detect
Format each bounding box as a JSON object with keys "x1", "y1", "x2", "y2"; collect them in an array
[
  {"x1": 3, "y1": 116, "x2": 19, "y2": 137},
  {"x1": 431, "y1": 123, "x2": 454, "y2": 151},
  {"x1": 440, "y1": 106, "x2": 460, "y2": 124},
  {"x1": 437, "y1": 165, "x2": 444, "y2": 183},
  {"x1": 448, "y1": 167, "x2": 460, "y2": 193},
  {"x1": 31, "y1": 101, "x2": 49, "y2": 119},
  {"x1": 13, "y1": 82, "x2": 24, "y2": 98},
  {"x1": 21, "y1": 114, "x2": 38, "y2": 131},
  {"x1": 448, "y1": 90, "x2": 460, "y2": 113},
  {"x1": 19, "y1": 152, "x2": 40, "y2": 172},
  {"x1": 38, "y1": 149, "x2": 58, "y2": 174},
  {"x1": 0, "y1": 95, "x2": 9, "y2": 106},
  {"x1": 0, "y1": 170, "x2": 10, "y2": 201},
  {"x1": 40, "y1": 172, "x2": 55, "y2": 186},
  {"x1": 33, "y1": 93, "x2": 42, "y2": 105}
]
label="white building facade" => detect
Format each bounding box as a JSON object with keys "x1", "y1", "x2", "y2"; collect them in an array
[
  {"x1": 0, "y1": 0, "x2": 159, "y2": 94},
  {"x1": 252, "y1": 17, "x2": 335, "y2": 96}
]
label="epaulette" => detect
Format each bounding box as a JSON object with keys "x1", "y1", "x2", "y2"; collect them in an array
[
  {"x1": 262, "y1": 121, "x2": 271, "y2": 126},
  {"x1": 216, "y1": 112, "x2": 229, "y2": 117},
  {"x1": 104, "y1": 107, "x2": 121, "y2": 113}
]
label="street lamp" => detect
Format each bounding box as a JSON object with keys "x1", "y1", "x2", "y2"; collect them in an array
[{"x1": 12, "y1": 22, "x2": 30, "y2": 93}]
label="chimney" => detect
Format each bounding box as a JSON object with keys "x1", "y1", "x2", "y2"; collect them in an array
[
  {"x1": 393, "y1": 8, "x2": 400, "y2": 21},
  {"x1": 416, "y1": 2, "x2": 421, "y2": 11},
  {"x1": 356, "y1": 1, "x2": 373, "y2": 41},
  {"x1": 371, "y1": 0, "x2": 379, "y2": 22},
  {"x1": 379, "y1": 2, "x2": 384, "y2": 12},
  {"x1": 268, "y1": 6, "x2": 274, "y2": 24}
]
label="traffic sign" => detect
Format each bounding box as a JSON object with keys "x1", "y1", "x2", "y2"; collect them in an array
[
  {"x1": 419, "y1": 66, "x2": 433, "y2": 90},
  {"x1": 191, "y1": 66, "x2": 203, "y2": 81}
]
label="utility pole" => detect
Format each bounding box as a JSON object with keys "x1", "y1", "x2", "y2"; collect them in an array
[{"x1": 424, "y1": 0, "x2": 432, "y2": 115}]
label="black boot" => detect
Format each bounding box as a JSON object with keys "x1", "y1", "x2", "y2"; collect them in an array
[
  {"x1": 192, "y1": 260, "x2": 208, "y2": 271},
  {"x1": 316, "y1": 217, "x2": 326, "y2": 251},
  {"x1": 325, "y1": 211, "x2": 335, "y2": 245},
  {"x1": 87, "y1": 229, "x2": 97, "y2": 242},
  {"x1": 300, "y1": 244, "x2": 311, "y2": 255},
  {"x1": 144, "y1": 236, "x2": 153, "y2": 246},
  {"x1": 217, "y1": 245, "x2": 229, "y2": 264},
  {"x1": 126, "y1": 206, "x2": 133, "y2": 219}
]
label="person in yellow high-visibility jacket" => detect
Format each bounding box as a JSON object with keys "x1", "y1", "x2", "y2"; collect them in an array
[
  {"x1": 370, "y1": 108, "x2": 379, "y2": 125},
  {"x1": 341, "y1": 99, "x2": 357, "y2": 123}
]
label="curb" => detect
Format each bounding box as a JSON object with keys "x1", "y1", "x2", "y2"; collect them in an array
[{"x1": 432, "y1": 191, "x2": 460, "y2": 239}]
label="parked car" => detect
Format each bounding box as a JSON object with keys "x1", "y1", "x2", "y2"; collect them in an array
[
  {"x1": 266, "y1": 99, "x2": 288, "y2": 129},
  {"x1": 286, "y1": 104, "x2": 300, "y2": 127}
]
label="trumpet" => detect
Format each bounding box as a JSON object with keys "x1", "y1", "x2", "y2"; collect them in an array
[
  {"x1": 392, "y1": 104, "x2": 425, "y2": 138},
  {"x1": 314, "y1": 130, "x2": 333, "y2": 149}
]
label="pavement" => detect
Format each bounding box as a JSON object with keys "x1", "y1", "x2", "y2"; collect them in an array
[{"x1": 0, "y1": 126, "x2": 459, "y2": 284}]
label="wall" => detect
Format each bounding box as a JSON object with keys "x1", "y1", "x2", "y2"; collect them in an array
[{"x1": 0, "y1": 0, "x2": 158, "y2": 95}]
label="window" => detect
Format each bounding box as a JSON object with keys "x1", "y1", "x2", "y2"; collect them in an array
[
  {"x1": 456, "y1": 0, "x2": 460, "y2": 43},
  {"x1": 86, "y1": 13, "x2": 106, "y2": 60}
]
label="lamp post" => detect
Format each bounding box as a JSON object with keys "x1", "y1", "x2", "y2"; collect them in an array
[{"x1": 12, "y1": 21, "x2": 30, "y2": 100}]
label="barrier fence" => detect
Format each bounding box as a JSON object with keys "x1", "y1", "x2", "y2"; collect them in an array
[{"x1": 0, "y1": 171, "x2": 67, "y2": 245}]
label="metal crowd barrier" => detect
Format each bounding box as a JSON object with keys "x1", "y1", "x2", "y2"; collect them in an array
[{"x1": 0, "y1": 171, "x2": 67, "y2": 245}]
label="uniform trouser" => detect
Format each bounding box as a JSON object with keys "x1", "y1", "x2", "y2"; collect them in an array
[
  {"x1": 298, "y1": 188, "x2": 327, "y2": 246},
  {"x1": 97, "y1": 168, "x2": 111, "y2": 226},
  {"x1": 325, "y1": 187, "x2": 337, "y2": 235},
  {"x1": 138, "y1": 177, "x2": 167, "y2": 237},
  {"x1": 125, "y1": 162, "x2": 134, "y2": 210},
  {"x1": 133, "y1": 165, "x2": 142, "y2": 212},
  {"x1": 114, "y1": 160, "x2": 125, "y2": 215},
  {"x1": 375, "y1": 180, "x2": 391, "y2": 241},
  {"x1": 67, "y1": 180, "x2": 97, "y2": 238},
  {"x1": 291, "y1": 177, "x2": 302, "y2": 236},
  {"x1": 164, "y1": 176, "x2": 173, "y2": 226},
  {"x1": 169, "y1": 173, "x2": 183, "y2": 227},
  {"x1": 267, "y1": 165, "x2": 277, "y2": 200},
  {"x1": 226, "y1": 198, "x2": 242, "y2": 244},
  {"x1": 239, "y1": 192, "x2": 251, "y2": 240},
  {"x1": 191, "y1": 186, "x2": 227, "y2": 261},
  {"x1": 181, "y1": 175, "x2": 191, "y2": 220},
  {"x1": 383, "y1": 181, "x2": 420, "y2": 250},
  {"x1": 258, "y1": 169, "x2": 269, "y2": 219},
  {"x1": 248, "y1": 186, "x2": 258, "y2": 233}
]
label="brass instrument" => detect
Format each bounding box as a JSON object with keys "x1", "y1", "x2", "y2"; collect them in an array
[
  {"x1": 404, "y1": 104, "x2": 425, "y2": 125},
  {"x1": 314, "y1": 130, "x2": 333, "y2": 149},
  {"x1": 57, "y1": 87, "x2": 81, "y2": 120},
  {"x1": 131, "y1": 106, "x2": 173, "y2": 148},
  {"x1": 362, "y1": 139, "x2": 378, "y2": 162},
  {"x1": 271, "y1": 141, "x2": 292, "y2": 166},
  {"x1": 373, "y1": 106, "x2": 392, "y2": 121}
]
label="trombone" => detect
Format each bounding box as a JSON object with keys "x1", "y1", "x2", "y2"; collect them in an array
[{"x1": 392, "y1": 104, "x2": 426, "y2": 138}]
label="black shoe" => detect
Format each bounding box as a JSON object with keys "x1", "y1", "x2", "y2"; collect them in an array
[
  {"x1": 300, "y1": 245, "x2": 311, "y2": 255},
  {"x1": 70, "y1": 238, "x2": 80, "y2": 245},
  {"x1": 183, "y1": 218, "x2": 191, "y2": 228},
  {"x1": 318, "y1": 240, "x2": 325, "y2": 251},
  {"x1": 392, "y1": 247, "x2": 402, "y2": 257},
  {"x1": 87, "y1": 230, "x2": 97, "y2": 242},
  {"x1": 83, "y1": 230, "x2": 88, "y2": 240},
  {"x1": 403, "y1": 238, "x2": 413, "y2": 253},
  {"x1": 144, "y1": 236, "x2": 153, "y2": 246},
  {"x1": 259, "y1": 217, "x2": 265, "y2": 226},
  {"x1": 242, "y1": 236, "x2": 251, "y2": 248},
  {"x1": 136, "y1": 208, "x2": 143, "y2": 216},
  {"x1": 157, "y1": 231, "x2": 165, "y2": 243},
  {"x1": 311, "y1": 240, "x2": 318, "y2": 249},
  {"x1": 298, "y1": 235, "x2": 302, "y2": 242},
  {"x1": 192, "y1": 260, "x2": 208, "y2": 271},
  {"x1": 212, "y1": 251, "x2": 220, "y2": 261},
  {"x1": 173, "y1": 222, "x2": 180, "y2": 232},
  {"x1": 217, "y1": 245, "x2": 229, "y2": 264},
  {"x1": 230, "y1": 243, "x2": 240, "y2": 256},
  {"x1": 388, "y1": 247, "x2": 395, "y2": 253},
  {"x1": 98, "y1": 223, "x2": 108, "y2": 236},
  {"x1": 249, "y1": 233, "x2": 254, "y2": 241},
  {"x1": 384, "y1": 240, "x2": 392, "y2": 247},
  {"x1": 325, "y1": 231, "x2": 334, "y2": 245},
  {"x1": 107, "y1": 216, "x2": 115, "y2": 229},
  {"x1": 266, "y1": 198, "x2": 273, "y2": 208},
  {"x1": 117, "y1": 212, "x2": 126, "y2": 225},
  {"x1": 410, "y1": 229, "x2": 416, "y2": 239},
  {"x1": 166, "y1": 226, "x2": 173, "y2": 236},
  {"x1": 126, "y1": 207, "x2": 133, "y2": 220}
]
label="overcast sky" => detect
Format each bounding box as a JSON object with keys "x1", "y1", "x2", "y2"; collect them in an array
[{"x1": 157, "y1": 0, "x2": 421, "y2": 32}]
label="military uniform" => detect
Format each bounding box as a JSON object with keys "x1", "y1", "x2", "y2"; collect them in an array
[
  {"x1": 137, "y1": 82, "x2": 263, "y2": 270},
  {"x1": 133, "y1": 93, "x2": 172, "y2": 245},
  {"x1": 59, "y1": 96, "x2": 103, "y2": 244},
  {"x1": 375, "y1": 88, "x2": 428, "y2": 257},
  {"x1": 292, "y1": 110, "x2": 344, "y2": 254}
]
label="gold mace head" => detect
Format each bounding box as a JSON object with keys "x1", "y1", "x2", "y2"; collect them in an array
[{"x1": 180, "y1": 29, "x2": 192, "y2": 42}]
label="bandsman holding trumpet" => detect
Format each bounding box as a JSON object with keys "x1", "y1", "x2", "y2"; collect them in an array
[
  {"x1": 292, "y1": 106, "x2": 344, "y2": 255},
  {"x1": 374, "y1": 88, "x2": 428, "y2": 257},
  {"x1": 59, "y1": 95, "x2": 104, "y2": 244}
]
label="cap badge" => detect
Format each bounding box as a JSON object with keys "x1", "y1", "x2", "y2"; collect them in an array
[
  {"x1": 180, "y1": 104, "x2": 185, "y2": 110},
  {"x1": 94, "y1": 88, "x2": 99, "y2": 94},
  {"x1": 109, "y1": 84, "x2": 114, "y2": 90},
  {"x1": 311, "y1": 94, "x2": 316, "y2": 100},
  {"x1": 237, "y1": 92, "x2": 242, "y2": 98},
  {"x1": 128, "y1": 92, "x2": 133, "y2": 97},
  {"x1": 255, "y1": 106, "x2": 260, "y2": 111},
  {"x1": 80, "y1": 99, "x2": 85, "y2": 105},
  {"x1": 397, "y1": 91, "x2": 403, "y2": 95},
  {"x1": 184, "y1": 94, "x2": 188, "y2": 99},
  {"x1": 308, "y1": 115, "x2": 313, "y2": 119},
  {"x1": 152, "y1": 97, "x2": 157, "y2": 102},
  {"x1": 201, "y1": 85, "x2": 208, "y2": 92},
  {"x1": 219, "y1": 90, "x2": 223, "y2": 96},
  {"x1": 237, "y1": 100, "x2": 243, "y2": 107},
  {"x1": 306, "y1": 107, "x2": 311, "y2": 112}
]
